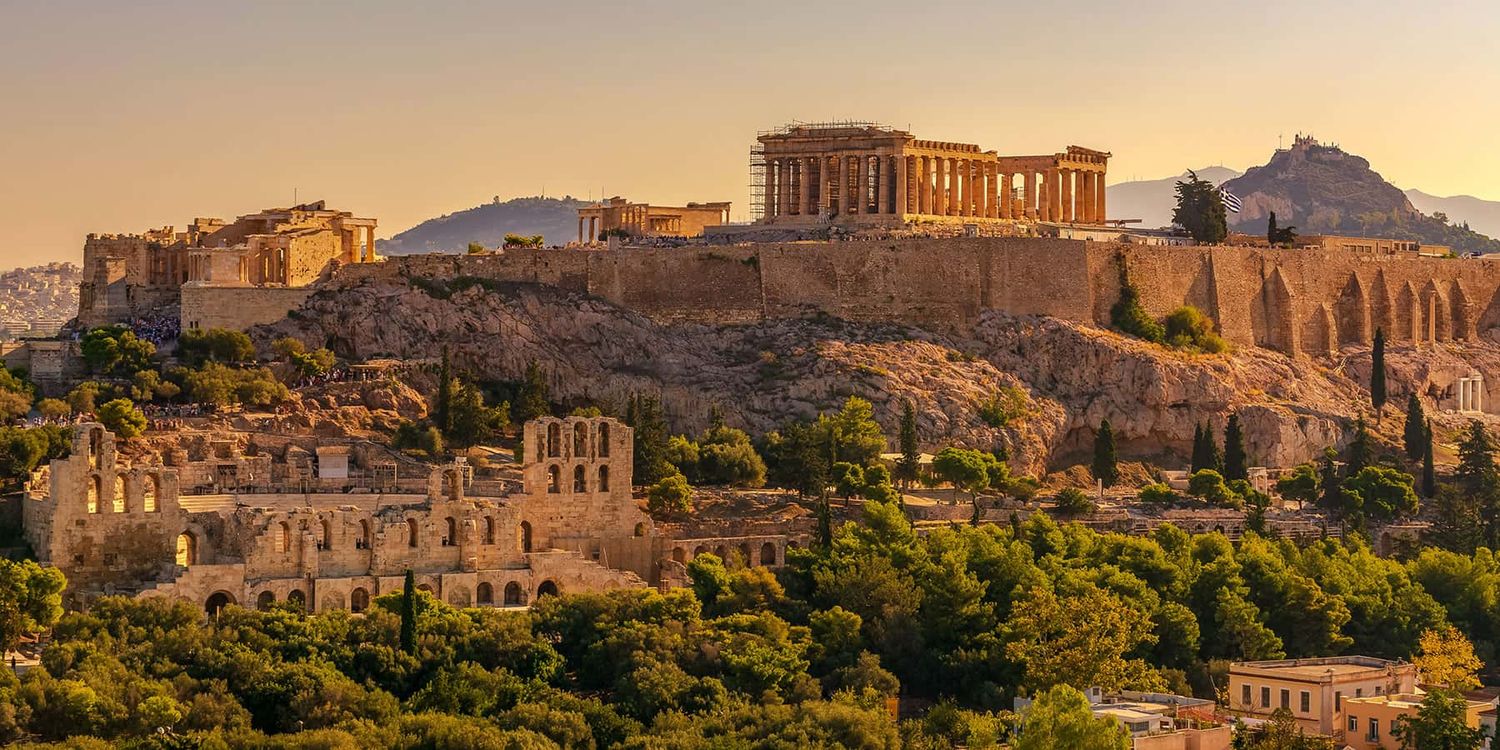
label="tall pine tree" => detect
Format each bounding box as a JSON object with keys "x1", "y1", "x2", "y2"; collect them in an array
[
  {"x1": 1422, "y1": 420, "x2": 1437, "y2": 498},
  {"x1": 434, "y1": 346, "x2": 456, "y2": 434},
  {"x1": 1453, "y1": 420, "x2": 1500, "y2": 548},
  {"x1": 511, "y1": 361, "x2": 551, "y2": 424},
  {"x1": 625, "y1": 393, "x2": 673, "y2": 485},
  {"x1": 1223, "y1": 414, "x2": 1248, "y2": 481},
  {"x1": 896, "y1": 399, "x2": 920, "y2": 491},
  {"x1": 1092, "y1": 419, "x2": 1119, "y2": 488},
  {"x1": 1190, "y1": 423, "x2": 1208, "y2": 473},
  {"x1": 1371, "y1": 328, "x2": 1388, "y2": 421},
  {"x1": 400, "y1": 569, "x2": 416, "y2": 655},
  {"x1": 1345, "y1": 417, "x2": 1373, "y2": 478},
  {"x1": 1404, "y1": 393, "x2": 1428, "y2": 460}
]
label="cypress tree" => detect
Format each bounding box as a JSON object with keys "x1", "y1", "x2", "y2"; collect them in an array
[
  {"x1": 512, "y1": 361, "x2": 551, "y2": 424},
  {"x1": 1371, "y1": 328, "x2": 1387, "y2": 421},
  {"x1": 626, "y1": 393, "x2": 672, "y2": 485},
  {"x1": 1092, "y1": 419, "x2": 1119, "y2": 488},
  {"x1": 1422, "y1": 420, "x2": 1437, "y2": 498},
  {"x1": 399, "y1": 569, "x2": 416, "y2": 655},
  {"x1": 1190, "y1": 423, "x2": 1207, "y2": 473},
  {"x1": 1222, "y1": 414, "x2": 1248, "y2": 481},
  {"x1": 1403, "y1": 393, "x2": 1427, "y2": 460},
  {"x1": 1207, "y1": 421, "x2": 1224, "y2": 473},
  {"x1": 1267, "y1": 212, "x2": 1279, "y2": 246},
  {"x1": 1319, "y1": 446, "x2": 1342, "y2": 509},
  {"x1": 896, "y1": 399, "x2": 920, "y2": 491},
  {"x1": 435, "y1": 346, "x2": 455, "y2": 434},
  {"x1": 1345, "y1": 417, "x2": 1372, "y2": 478}
]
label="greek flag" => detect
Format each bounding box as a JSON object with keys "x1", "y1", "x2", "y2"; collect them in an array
[{"x1": 1219, "y1": 186, "x2": 1243, "y2": 213}]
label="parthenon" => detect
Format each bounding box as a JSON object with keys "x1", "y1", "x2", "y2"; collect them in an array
[{"x1": 754, "y1": 122, "x2": 1110, "y2": 226}]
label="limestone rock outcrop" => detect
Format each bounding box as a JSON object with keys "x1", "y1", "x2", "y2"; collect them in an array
[{"x1": 259, "y1": 277, "x2": 1500, "y2": 473}]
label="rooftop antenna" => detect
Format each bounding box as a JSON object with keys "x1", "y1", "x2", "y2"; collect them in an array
[{"x1": 293, "y1": 187, "x2": 298, "y2": 206}]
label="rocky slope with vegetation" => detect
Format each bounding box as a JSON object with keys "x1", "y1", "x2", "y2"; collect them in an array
[{"x1": 253, "y1": 274, "x2": 1500, "y2": 473}]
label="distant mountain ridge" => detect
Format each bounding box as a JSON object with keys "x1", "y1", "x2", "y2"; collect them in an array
[
  {"x1": 1404, "y1": 189, "x2": 1500, "y2": 239},
  {"x1": 379, "y1": 196, "x2": 587, "y2": 255}
]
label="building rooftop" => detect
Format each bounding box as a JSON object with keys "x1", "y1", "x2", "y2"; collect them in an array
[{"x1": 1231, "y1": 656, "x2": 1411, "y2": 681}]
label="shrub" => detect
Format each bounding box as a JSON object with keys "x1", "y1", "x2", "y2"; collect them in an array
[
  {"x1": 1163, "y1": 306, "x2": 1228, "y2": 353},
  {"x1": 978, "y1": 386, "x2": 1031, "y2": 428},
  {"x1": 97, "y1": 399, "x2": 146, "y2": 439},
  {"x1": 1053, "y1": 487, "x2": 1096, "y2": 516},
  {"x1": 647, "y1": 473, "x2": 693, "y2": 515},
  {"x1": 1110, "y1": 262, "x2": 1165, "y2": 343},
  {"x1": 1138, "y1": 482, "x2": 1177, "y2": 504}
]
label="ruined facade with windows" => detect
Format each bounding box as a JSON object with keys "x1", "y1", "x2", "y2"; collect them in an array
[
  {"x1": 77, "y1": 200, "x2": 379, "y2": 332},
  {"x1": 23, "y1": 417, "x2": 803, "y2": 614}
]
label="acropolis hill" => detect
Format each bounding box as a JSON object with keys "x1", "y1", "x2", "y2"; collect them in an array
[{"x1": 326, "y1": 238, "x2": 1500, "y2": 358}]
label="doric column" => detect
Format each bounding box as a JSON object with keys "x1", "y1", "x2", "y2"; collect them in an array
[
  {"x1": 1076, "y1": 172, "x2": 1091, "y2": 223},
  {"x1": 578, "y1": 217, "x2": 585, "y2": 244},
  {"x1": 1061, "y1": 169, "x2": 1074, "y2": 223},
  {"x1": 1037, "y1": 171, "x2": 1049, "y2": 222},
  {"x1": 952, "y1": 158, "x2": 964, "y2": 216},
  {"x1": 1095, "y1": 170, "x2": 1107, "y2": 224},
  {"x1": 799, "y1": 158, "x2": 813, "y2": 216},
  {"x1": 900, "y1": 155, "x2": 914, "y2": 215},
  {"x1": 768, "y1": 156, "x2": 780, "y2": 219},
  {"x1": 874, "y1": 155, "x2": 888, "y2": 214},
  {"x1": 1050, "y1": 169, "x2": 1063, "y2": 222},
  {"x1": 933, "y1": 158, "x2": 947, "y2": 216},
  {"x1": 851, "y1": 155, "x2": 866, "y2": 215},
  {"x1": 821, "y1": 156, "x2": 835, "y2": 217},
  {"x1": 1001, "y1": 173, "x2": 1013, "y2": 219},
  {"x1": 786, "y1": 158, "x2": 798, "y2": 217},
  {"x1": 912, "y1": 155, "x2": 924, "y2": 214},
  {"x1": 960, "y1": 159, "x2": 971, "y2": 217}
]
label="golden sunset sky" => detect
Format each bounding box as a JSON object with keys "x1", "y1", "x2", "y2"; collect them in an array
[{"x1": 2, "y1": 0, "x2": 1496, "y2": 265}]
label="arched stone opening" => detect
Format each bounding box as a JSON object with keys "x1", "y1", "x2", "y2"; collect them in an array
[
  {"x1": 536, "y1": 580, "x2": 559, "y2": 599},
  {"x1": 143, "y1": 474, "x2": 159, "y2": 512},
  {"x1": 442, "y1": 517, "x2": 457, "y2": 547},
  {"x1": 256, "y1": 591, "x2": 275, "y2": 610},
  {"x1": 598, "y1": 466, "x2": 610, "y2": 492},
  {"x1": 519, "y1": 521, "x2": 533, "y2": 553},
  {"x1": 547, "y1": 423, "x2": 561, "y2": 458},
  {"x1": 573, "y1": 465, "x2": 587, "y2": 493},
  {"x1": 318, "y1": 519, "x2": 332, "y2": 550},
  {"x1": 672, "y1": 547, "x2": 687, "y2": 563},
  {"x1": 87, "y1": 475, "x2": 101, "y2": 514},
  {"x1": 633, "y1": 521, "x2": 647, "y2": 537},
  {"x1": 407, "y1": 518, "x2": 419, "y2": 548},
  {"x1": 279, "y1": 521, "x2": 292, "y2": 553},
  {"x1": 598, "y1": 423, "x2": 610, "y2": 457},
  {"x1": 356, "y1": 520, "x2": 371, "y2": 550},
  {"x1": 573, "y1": 423, "x2": 589, "y2": 458},
  {"x1": 760, "y1": 542, "x2": 777, "y2": 566},
  {"x1": 287, "y1": 589, "x2": 306, "y2": 611},
  {"x1": 504, "y1": 581, "x2": 525, "y2": 606},
  {"x1": 547, "y1": 465, "x2": 560, "y2": 493},
  {"x1": 175, "y1": 531, "x2": 197, "y2": 567},
  {"x1": 350, "y1": 588, "x2": 369, "y2": 613},
  {"x1": 484, "y1": 516, "x2": 496, "y2": 545},
  {"x1": 205, "y1": 591, "x2": 235, "y2": 617},
  {"x1": 477, "y1": 582, "x2": 494, "y2": 606},
  {"x1": 113, "y1": 475, "x2": 127, "y2": 513}
]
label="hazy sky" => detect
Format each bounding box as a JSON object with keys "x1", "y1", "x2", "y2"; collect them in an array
[{"x1": 3, "y1": 0, "x2": 1497, "y2": 266}]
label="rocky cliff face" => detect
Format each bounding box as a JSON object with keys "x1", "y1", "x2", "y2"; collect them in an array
[
  {"x1": 1223, "y1": 137, "x2": 1500, "y2": 254},
  {"x1": 258, "y1": 276, "x2": 1500, "y2": 473}
]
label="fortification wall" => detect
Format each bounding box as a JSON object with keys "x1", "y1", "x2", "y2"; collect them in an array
[
  {"x1": 326, "y1": 239, "x2": 1500, "y2": 356},
  {"x1": 181, "y1": 285, "x2": 315, "y2": 332}
]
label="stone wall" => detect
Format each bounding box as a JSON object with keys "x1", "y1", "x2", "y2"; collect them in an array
[
  {"x1": 325, "y1": 239, "x2": 1500, "y2": 355},
  {"x1": 181, "y1": 285, "x2": 316, "y2": 331}
]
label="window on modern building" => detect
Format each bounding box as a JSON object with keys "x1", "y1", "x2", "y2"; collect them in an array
[
  {"x1": 1335, "y1": 692, "x2": 1343, "y2": 712},
  {"x1": 1261, "y1": 687, "x2": 1271, "y2": 708},
  {"x1": 1242, "y1": 685, "x2": 1252, "y2": 707},
  {"x1": 1367, "y1": 718, "x2": 1378, "y2": 741},
  {"x1": 1300, "y1": 691, "x2": 1310, "y2": 713},
  {"x1": 1280, "y1": 689, "x2": 1289, "y2": 710},
  {"x1": 1348, "y1": 716, "x2": 1358, "y2": 732}
]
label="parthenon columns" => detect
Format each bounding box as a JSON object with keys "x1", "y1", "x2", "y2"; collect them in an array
[
  {"x1": 800, "y1": 159, "x2": 813, "y2": 216},
  {"x1": 1061, "y1": 169, "x2": 1074, "y2": 223}
]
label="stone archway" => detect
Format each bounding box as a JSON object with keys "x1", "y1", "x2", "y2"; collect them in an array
[
  {"x1": 536, "y1": 580, "x2": 559, "y2": 599},
  {"x1": 205, "y1": 591, "x2": 236, "y2": 617}
]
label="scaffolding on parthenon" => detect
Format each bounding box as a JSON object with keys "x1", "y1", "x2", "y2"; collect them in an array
[{"x1": 750, "y1": 121, "x2": 895, "y2": 222}]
